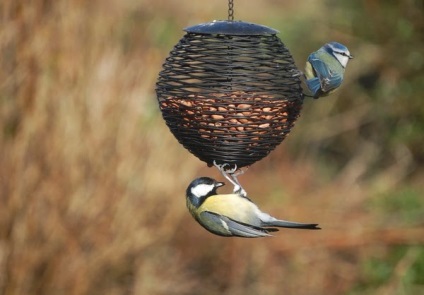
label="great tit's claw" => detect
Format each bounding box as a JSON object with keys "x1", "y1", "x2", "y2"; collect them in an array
[{"x1": 213, "y1": 161, "x2": 247, "y2": 197}]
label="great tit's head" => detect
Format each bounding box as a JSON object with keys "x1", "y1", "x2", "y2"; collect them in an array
[{"x1": 186, "y1": 177, "x2": 224, "y2": 208}]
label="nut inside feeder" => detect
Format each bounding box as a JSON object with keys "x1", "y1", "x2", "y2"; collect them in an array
[{"x1": 156, "y1": 20, "x2": 304, "y2": 169}]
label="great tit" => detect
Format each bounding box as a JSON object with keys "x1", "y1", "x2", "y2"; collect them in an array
[
  {"x1": 186, "y1": 177, "x2": 320, "y2": 238},
  {"x1": 305, "y1": 42, "x2": 353, "y2": 98}
]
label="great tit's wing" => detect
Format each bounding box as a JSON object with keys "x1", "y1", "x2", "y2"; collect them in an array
[
  {"x1": 308, "y1": 58, "x2": 343, "y2": 92},
  {"x1": 200, "y1": 211, "x2": 275, "y2": 238},
  {"x1": 221, "y1": 216, "x2": 274, "y2": 238}
]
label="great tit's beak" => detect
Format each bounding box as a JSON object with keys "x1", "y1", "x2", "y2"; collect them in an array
[{"x1": 216, "y1": 182, "x2": 225, "y2": 187}]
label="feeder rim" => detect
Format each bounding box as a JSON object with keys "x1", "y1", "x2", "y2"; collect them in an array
[{"x1": 184, "y1": 20, "x2": 279, "y2": 36}]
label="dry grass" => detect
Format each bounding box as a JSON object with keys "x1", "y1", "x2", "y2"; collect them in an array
[{"x1": 1, "y1": 1, "x2": 423, "y2": 294}]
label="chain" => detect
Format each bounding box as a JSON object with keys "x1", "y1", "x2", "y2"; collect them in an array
[{"x1": 228, "y1": 0, "x2": 234, "y2": 21}]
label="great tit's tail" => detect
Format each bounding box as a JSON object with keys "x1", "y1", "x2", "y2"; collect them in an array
[{"x1": 266, "y1": 219, "x2": 321, "y2": 230}]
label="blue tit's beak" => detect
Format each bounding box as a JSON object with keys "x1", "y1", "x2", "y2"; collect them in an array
[
  {"x1": 216, "y1": 182, "x2": 225, "y2": 187},
  {"x1": 348, "y1": 54, "x2": 354, "y2": 59}
]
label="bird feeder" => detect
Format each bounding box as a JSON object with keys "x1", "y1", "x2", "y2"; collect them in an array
[{"x1": 156, "y1": 4, "x2": 304, "y2": 169}]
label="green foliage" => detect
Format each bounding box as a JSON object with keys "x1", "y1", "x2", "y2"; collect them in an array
[
  {"x1": 369, "y1": 188, "x2": 423, "y2": 224},
  {"x1": 350, "y1": 247, "x2": 424, "y2": 294}
]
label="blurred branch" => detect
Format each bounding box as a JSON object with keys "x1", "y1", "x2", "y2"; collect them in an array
[
  {"x1": 336, "y1": 138, "x2": 379, "y2": 187},
  {"x1": 302, "y1": 102, "x2": 372, "y2": 143},
  {"x1": 371, "y1": 143, "x2": 416, "y2": 192}
]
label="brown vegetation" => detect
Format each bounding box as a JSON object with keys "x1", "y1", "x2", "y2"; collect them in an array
[{"x1": 1, "y1": 1, "x2": 423, "y2": 294}]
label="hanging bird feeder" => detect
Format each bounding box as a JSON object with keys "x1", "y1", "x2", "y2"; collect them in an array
[{"x1": 156, "y1": 1, "x2": 304, "y2": 169}]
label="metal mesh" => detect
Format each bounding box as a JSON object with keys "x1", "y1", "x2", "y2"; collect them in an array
[{"x1": 156, "y1": 31, "x2": 304, "y2": 168}]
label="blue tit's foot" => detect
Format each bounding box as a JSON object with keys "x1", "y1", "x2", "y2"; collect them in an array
[{"x1": 290, "y1": 69, "x2": 303, "y2": 78}]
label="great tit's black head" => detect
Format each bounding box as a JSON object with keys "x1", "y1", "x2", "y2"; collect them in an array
[{"x1": 186, "y1": 177, "x2": 224, "y2": 208}]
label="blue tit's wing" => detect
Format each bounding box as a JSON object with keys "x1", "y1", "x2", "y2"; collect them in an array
[
  {"x1": 308, "y1": 57, "x2": 343, "y2": 93},
  {"x1": 306, "y1": 77, "x2": 322, "y2": 97},
  {"x1": 200, "y1": 211, "x2": 275, "y2": 238},
  {"x1": 308, "y1": 56, "x2": 331, "y2": 78},
  {"x1": 320, "y1": 73, "x2": 343, "y2": 93}
]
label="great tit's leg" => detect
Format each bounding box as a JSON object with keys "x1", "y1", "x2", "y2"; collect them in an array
[
  {"x1": 232, "y1": 166, "x2": 248, "y2": 178},
  {"x1": 213, "y1": 161, "x2": 237, "y2": 186},
  {"x1": 220, "y1": 162, "x2": 238, "y2": 175},
  {"x1": 230, "y1": 167, "x2": 248, "y2": 197},
  {"x1": 213, "y1": 161, "x2": 246, "y2": 196}
]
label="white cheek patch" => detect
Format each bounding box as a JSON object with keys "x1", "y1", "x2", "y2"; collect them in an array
[
  {"x1": 191, "y1": 184, "x2": 214, "y2": 198},
  {"x1": 336, "y1": 54, "x2": 349, "y2": 68}
]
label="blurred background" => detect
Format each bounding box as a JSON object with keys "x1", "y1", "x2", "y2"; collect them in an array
[{"x1": 0, "y1": 0, "x2": 423, "y2": 294}]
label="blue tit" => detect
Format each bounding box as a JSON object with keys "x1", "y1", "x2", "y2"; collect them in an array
[
  {"x1": 186, "y1": 177, "x2": 320, "y2": 238},
  {"x1": 304, "y1": 42, "x2": 353, "y2": 98}
]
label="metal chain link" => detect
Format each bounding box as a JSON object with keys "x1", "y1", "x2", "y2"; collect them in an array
[{"x1": 228, "y1": 0, "x2": 234, "y2": 21}]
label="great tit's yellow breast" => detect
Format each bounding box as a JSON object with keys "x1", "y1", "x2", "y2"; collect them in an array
[
  {"x1": 186, "y1": 198, "x2": 199, "y2": 218},
  {"x1": 198, "y1": 194, "x2": 258, "y2": 225}
]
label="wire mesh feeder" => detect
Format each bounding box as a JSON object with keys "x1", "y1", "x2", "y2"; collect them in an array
[{"x1": 156, "y1": 20, "x2": 304, "y2": 169}]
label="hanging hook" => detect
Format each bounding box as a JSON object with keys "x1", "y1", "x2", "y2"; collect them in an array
[{"x1": 228, "y1": 0, "x2": 234, "y2": 21}]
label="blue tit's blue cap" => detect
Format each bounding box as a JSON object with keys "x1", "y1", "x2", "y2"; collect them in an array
[{"x1": 327, "y1": 41, "x2": 349, "y2": 51}]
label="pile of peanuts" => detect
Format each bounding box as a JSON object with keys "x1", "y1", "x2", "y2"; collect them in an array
[{"x1": 160, "y1": 92, "x2": 296, "y2": 142}]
